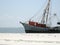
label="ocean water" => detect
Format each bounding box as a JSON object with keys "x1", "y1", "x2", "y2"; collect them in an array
[
  {"x1": 0, "y1": 28, "x2": 25, "y2": 33},
  {"x1": 0, "y1": 28, "x2": 60, "y2": 45}
]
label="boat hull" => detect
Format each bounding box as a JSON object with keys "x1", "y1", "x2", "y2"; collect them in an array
[{"x1": 20, "y1": 22, "x2": 60, "y2": 33}]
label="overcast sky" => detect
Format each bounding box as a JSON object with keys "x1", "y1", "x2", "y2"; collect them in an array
[{"x1": 0, "y1": 0, "x2": 60, "y2": 27}]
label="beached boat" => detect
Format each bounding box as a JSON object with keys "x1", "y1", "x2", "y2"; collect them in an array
[{"x1": 20, "y1": 0, "x2": 60, "y2": 33}]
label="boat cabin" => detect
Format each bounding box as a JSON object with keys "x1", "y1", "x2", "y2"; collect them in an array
[{"x1": 29, "y1": 21, "x2": 46, "y2": 27}]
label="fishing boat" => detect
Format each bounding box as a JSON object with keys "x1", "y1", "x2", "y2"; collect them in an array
[{"x1": 20, "y1": 0, "x2": 60, "y2": 33}]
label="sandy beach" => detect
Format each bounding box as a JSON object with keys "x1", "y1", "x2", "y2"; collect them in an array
[{"x1": 0, "y1": 33, "x2": 60, "y2": 45}]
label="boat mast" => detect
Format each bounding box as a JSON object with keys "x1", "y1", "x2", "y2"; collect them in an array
[
  {"x1": 46, "y1": 0, "x2": 50, "y2": 24},
  {"x1": 41, "y1": 0, "x2": 51, "y2": 24}
]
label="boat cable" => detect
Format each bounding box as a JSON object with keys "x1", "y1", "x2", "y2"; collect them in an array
[{"x1": 28, "y1": 0, "x2": 47, "y2": 22}]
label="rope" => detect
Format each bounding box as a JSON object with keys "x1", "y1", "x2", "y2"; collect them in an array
[{"x1": 29, "y1": 0, "x2": 47, "y2": 22}]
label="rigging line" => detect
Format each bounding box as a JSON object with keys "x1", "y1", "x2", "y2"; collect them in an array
[
  {"x1": 29, "y1": 0, "x2": 47, "y2": 21},
  {"x1": 29, "y1": 9, "x2": 41, "y2": 21},
  {"x1": 54, "y1": 14, "x2": 60, "y2": 22}
]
